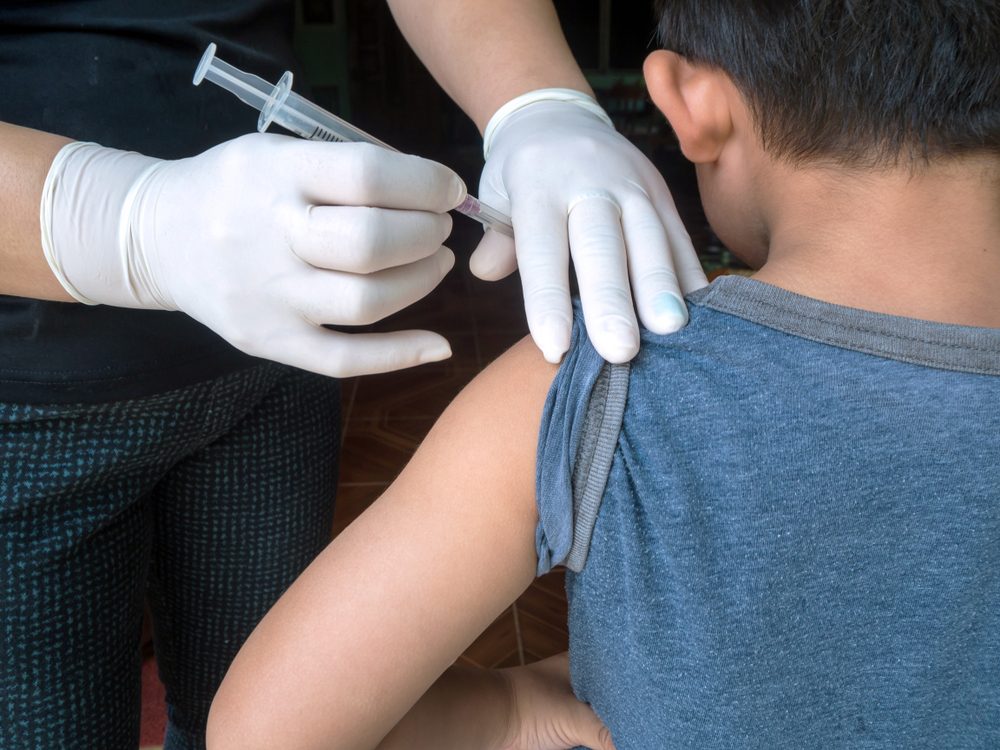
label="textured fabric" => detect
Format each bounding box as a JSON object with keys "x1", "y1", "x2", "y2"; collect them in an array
[
  {"x1": 0, "y1": 362, "x2": 340, "y2": 749},
  {"x1": 0, "y1": 0, "x2": 299, "y2": 403},
  {"x1": 536, "y1": 277, "x2": 1000, "y2": 748},
  {"x1": 535, "y1": 325, "x2": 629, "y2": 575}
]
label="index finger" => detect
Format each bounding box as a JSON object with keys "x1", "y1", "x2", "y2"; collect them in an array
[
  {"x1": 509, "y1": 196, "x2": 574, "y2": 364},
  {"x1": 567, "y1": 193, "x2": 640, "y2": 364},
  {"x1": 289, "y1": 141, "x2": 468, "y2": 213}
]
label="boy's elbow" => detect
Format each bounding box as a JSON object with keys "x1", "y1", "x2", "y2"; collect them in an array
[
  {"x1": 206, "y1": 682, "x2": 278, "y2": 750},
  {"x1": 206, "y1": 681, "x2": 356, "y2": 750},
  {"x1": 205, "y1": 689, "x2": 251, "y2": 750}
]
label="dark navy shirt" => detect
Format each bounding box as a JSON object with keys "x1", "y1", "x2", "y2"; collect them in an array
[
  {"x1": 0, "y1": 0, "x2": 300, "y2": 403},
  {"x1": 537, "y1": 277, "x2": 1000, "y2": 748}
]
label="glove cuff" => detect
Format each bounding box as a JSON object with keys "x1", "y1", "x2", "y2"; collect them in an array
[
  {"x1": 483, "y1": 88, "x2": 614, "y2": 159},
  {"x1": 39, "y1": 141, "x2": 169, "y2": 309}
]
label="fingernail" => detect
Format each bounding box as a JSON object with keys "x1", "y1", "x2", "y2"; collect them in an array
[
  {"x1": 422, "y1": 340, "x2": 452, "y2": 363},
  {"x1": 450, "y1": 176, "x2": 468, "y2": 209},
  {"x1": 650, "y1": 292, "x2": 688, "y2": 333},
  {"x1": 438, "y1": 248, "x2": 456, "y2": 275},
  {"x1": 541, "y1": 345, "x2": 566, "y2": 364},
  {"x1": 538, "y1": 315, "x2": 571, "y2": 364},
  {"x1": 599, "y1": 317, "x2": 640, "y2": 363}
]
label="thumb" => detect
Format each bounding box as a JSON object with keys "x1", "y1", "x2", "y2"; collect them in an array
[
  {"x1": 469, "y1": 228, "x2": 518, "y2": 280},
  {"x1": 558, "y1": 700, "x2": 616, "y2": 750},
  {"x1": 472, "y1": 158, "x2": 518, "y2": 280}
]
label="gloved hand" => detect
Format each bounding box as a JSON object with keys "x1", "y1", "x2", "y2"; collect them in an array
[
  {"x1": 40, "y1": 133, "x2": 467, "y2": 377},
  {"x1": 475, "y1": 89, "x2": 708, "y2": 364}
]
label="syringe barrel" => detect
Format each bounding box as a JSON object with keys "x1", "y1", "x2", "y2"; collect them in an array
[
  {"x1": 456, "y1": 196, "x2": 515, "y2": 237},
  {"x1": 270, "y1": 90, "x2": 396, "y2": 151}
]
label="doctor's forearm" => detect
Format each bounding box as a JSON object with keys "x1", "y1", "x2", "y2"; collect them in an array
[
  {"x1": 0, "y1": 122, "x2": 74, "y2": 301},
  {"x1": 386, "y1": 0, "x2": 593, "y2": 132}
]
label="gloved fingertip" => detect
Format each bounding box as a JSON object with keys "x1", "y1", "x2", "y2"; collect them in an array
[
  {"x1": 470, "y1": 231, "x2": 517, "y2": 280},
  {"x1": 645, "y1": 292, "x2": 689, "y2": 335},
  {"x1": 535, "y1": 314, "x2": 571, "y2": 364},
  {"x1": 467, "y1": 248, "x2": 492, "y2": 279},
  {"x1": 438, "y1": 247, "x2": 456, "y2": 275},
  {"x1": 598, "y1": 342, "x2": 639, "y2": 364},
  {"x1": 420, "y1": 339, "x2": 453, "y2": 364},
  {"x1": 450, "y1": 175, "x2": 468, "y2": 210},
  {"x1": 595, "y1": 317, "x2": 640, "y2": 363},
  {"x1": 685, "y1": 275, "x2": 711, "y2": 293},
  {"x1": 542, "y1": 345, "x2": 567, "y2": 364}
]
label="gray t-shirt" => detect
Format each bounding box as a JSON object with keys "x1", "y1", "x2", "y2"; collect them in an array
[{"x1": 536, "y1": 276, "x2": 1000, "y2": 749}]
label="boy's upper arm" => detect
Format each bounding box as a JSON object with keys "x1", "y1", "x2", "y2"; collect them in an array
[{"x1": 209, "y1": 335, "x2": 560, "y2": 750}]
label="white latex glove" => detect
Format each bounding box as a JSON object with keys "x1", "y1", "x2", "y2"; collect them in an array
[
  {"x1": 40, "y1": 133, "x2": 467, "y2": 377},
  {"x1": 475, "y1": 89, "x2": 709, "y2": 364}
]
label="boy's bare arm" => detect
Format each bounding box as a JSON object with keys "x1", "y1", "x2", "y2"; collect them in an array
[{"x1": 207, "y1": 337, "x2": 563, "y2": 750}]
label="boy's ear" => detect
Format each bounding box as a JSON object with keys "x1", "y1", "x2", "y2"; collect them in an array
[{"x1": 644, "y1": 50, "x2": 733, "y2": 164}]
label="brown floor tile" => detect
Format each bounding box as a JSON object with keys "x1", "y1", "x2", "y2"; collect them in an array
[
  {"x1": 484, "y1": 652, "x2": 526, "y2": 670},
  {"x1": 475, "y1": 331, "x2": 530, "y2": 368},
  {"x1": 457, "y1": 607, "x2": 522, "y2": 669},
  {"x1": 439, "y1": 333, "x2": 481, "y2": 371},
  {"x1": 469, "y1": 275, "x2": 531, "y2": 334},
  {"x1": 350, "y1": 364, "x2": 479, "y2": 421},
  {"x1": 515, "y1": 575, "x2": 568, "y2": 629},
  {"x1": 332, "y1": 483, "x2": 388, "y2": 537},
  {"x1": 517, "y1": 609, "x2": 569, "y2": 662},
  {"x1": 338, "y1": 417, "x2": 437, "y2": 485},
  {"x1": 377, "y1": 296, "x2": 476, "y2": 338},
  {"x1": 339, "y1": 377, "x2": 358, "y2": 437},
  {"x1": 530, "y1": 567, "x2": 567, "y2": 598}
]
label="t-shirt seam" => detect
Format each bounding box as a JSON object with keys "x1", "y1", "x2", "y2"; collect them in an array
[
  {"x1": 568, "y1": 377, "x2": 608, "y2": 564},
  {"x1": 566, "y1": 362, "x2": 630, "y2": 573},
  {"x1": 710, "y1": 294, "x2": 1000, "y2": 351},
  {"x1": 693, "y1": 296, "x2": 1000, "y2": 374}
]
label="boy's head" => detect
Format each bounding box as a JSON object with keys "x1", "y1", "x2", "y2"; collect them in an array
[{"x1": 644, "y1": 0, "x2": 1000, "y2": 266}]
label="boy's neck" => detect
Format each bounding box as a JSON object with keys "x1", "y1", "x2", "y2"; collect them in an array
[{"x1": 751, "y1": 155, "x2": 1000, "y2": 328}]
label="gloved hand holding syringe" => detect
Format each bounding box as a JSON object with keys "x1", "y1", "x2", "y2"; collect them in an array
[{"x1": 193, "y1": 43, "x2": 514, "y2": 238}]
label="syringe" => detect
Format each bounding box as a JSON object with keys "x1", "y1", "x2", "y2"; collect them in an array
[{"x1": 193, "y1": 43, "x2": 514, "y2": 238}]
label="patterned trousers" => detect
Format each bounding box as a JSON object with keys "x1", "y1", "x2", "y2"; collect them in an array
[{"x1": 0, "y1": 363, "x2": 340, "y2": 749}]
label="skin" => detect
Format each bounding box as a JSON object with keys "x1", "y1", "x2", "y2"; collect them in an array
[
  {"x1": 644, "y1": 50, "x2": 1000, "y2": 328},
  {"x1": 0, "y1": 122, "x2": 72, "y2": 300},
  {"x1": 386, "y1": 0, "x2": 592, "y2": 133},
  {"x1": 212, "y1": 39, "x2": 1000, "y2": 750}
]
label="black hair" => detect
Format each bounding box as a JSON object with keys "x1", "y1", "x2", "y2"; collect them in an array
[{"x1": 654, "y1": 0, "x2": 1000, "y2": 167}]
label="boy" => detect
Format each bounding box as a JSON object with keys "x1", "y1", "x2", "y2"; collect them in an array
[{"x1": 207, "y1": 1, "x2": 1000, "y2": 748}]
